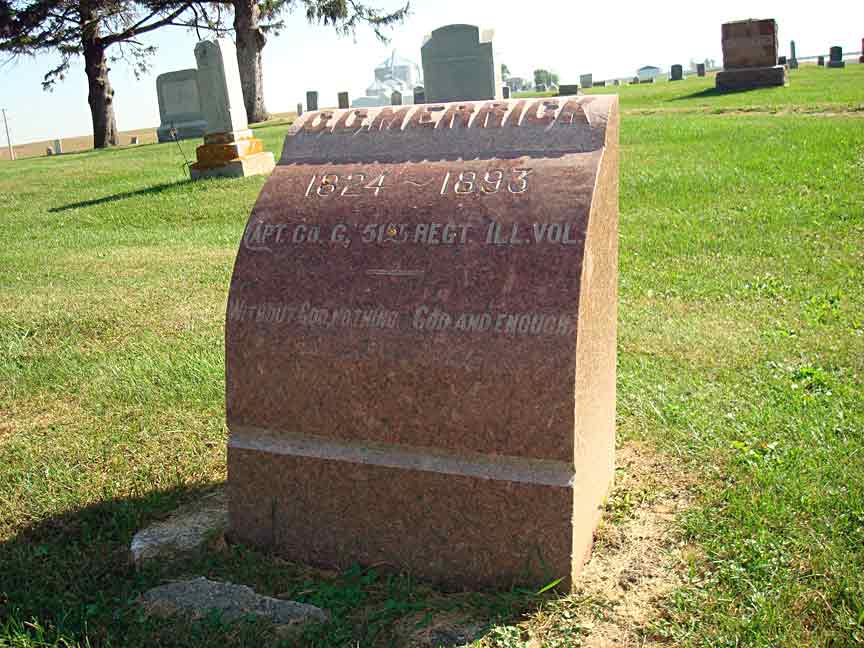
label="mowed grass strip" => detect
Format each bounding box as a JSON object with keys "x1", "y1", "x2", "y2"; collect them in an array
[{"x1": 0, "y1": 84, "x2": 863, "y2": 647}]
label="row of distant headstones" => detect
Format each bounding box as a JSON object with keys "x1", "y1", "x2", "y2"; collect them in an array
[{"x1": 296, "y1": 42, "x2": 860, "y2": 115}]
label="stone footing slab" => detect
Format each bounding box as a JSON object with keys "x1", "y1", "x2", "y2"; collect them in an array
[
  {"x1": 130, "y1": 489, "x2": 227, "y2": 566},
  {"x1": 190, "y1": 151, "x2": 275, "y2": 180},
  {"x1": 139, "y1": 577, "x2": 328, "y2": 630},
  {"x1": 715, "y1": 65, "x2": 787, "y2": 91}
]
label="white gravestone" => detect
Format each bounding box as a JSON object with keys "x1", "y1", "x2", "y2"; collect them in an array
[
  {"x1": 194, "y1": 39, "x2": 249, "y2": 137},
  {"x1": 156, "y1": 69, "x2": 207, "y2": 142},
  {"x1": 189, "y1": 38, "x2": 274, "y2": 180}
]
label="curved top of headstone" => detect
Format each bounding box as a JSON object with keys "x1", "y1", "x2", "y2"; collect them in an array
[
  {"x1": 280, "y1": 96, "x2": 615, "y2": 165},
  {"x1": 156, "y1": 68, "x2": 198, "y2": 84},
  {"x1": 422, "y1": 24, "x2": 490, "y2": 52}
]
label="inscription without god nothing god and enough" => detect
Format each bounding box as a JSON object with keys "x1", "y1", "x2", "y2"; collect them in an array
[{"x1": 226, "y1": 95, "x2": 620, "y2": 589}]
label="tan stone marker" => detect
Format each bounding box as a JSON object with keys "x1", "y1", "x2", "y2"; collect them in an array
[
  {"x1": 190, "y1": 38, "x2": 274, "y2": 180},
  {"x1": 225, "y1": 96, "x2": 619, "y2": 589}
]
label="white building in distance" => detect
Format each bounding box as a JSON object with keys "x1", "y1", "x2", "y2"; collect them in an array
[{"x1": 352, "y1": 51, "x2": 423, "y2": 108}]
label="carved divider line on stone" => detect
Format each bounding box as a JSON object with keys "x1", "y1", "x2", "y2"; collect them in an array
[{"x1": 231, "y1": 426, "x2": 576, "y2": 487}]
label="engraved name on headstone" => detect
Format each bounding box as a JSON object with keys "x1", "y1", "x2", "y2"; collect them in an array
[{"x1": 226, "y1": 96, "x2": 620, "y2": 589}]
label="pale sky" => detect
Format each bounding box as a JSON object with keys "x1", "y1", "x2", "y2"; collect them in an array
[{"x1": 2, "y1": 1, "x2": 862, "y2": 144}]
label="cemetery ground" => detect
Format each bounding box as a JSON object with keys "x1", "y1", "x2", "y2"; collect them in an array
[{"x1": 1, "y1": 64, "x2": 863, "y2": 647}]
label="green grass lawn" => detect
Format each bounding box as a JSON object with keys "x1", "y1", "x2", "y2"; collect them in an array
[{"x1": 1, "y1": 69, "x2": 863, "y2": 647}]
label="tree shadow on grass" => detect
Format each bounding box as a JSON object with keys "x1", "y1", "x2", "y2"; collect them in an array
[
  {"x1": 0, "y1": 484, "x2": 547, "y2": 647},
  {"x1": 48, "y1": 180, "x2": 191, "y2": 213}
]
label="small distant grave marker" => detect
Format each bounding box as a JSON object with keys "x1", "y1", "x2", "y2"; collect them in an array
[
  {"x1": 670, "y1": 64, "x2": 684, "y2": 81},
  {"x1": 827, "y1": 46, "x2": 845, "y2": 68},
  {"x1": 226, "y1": 96, "x2": 621, "y2": 588},
  {"x1": 697, "y1": 63, "x2": 706, "y2": 76},
  {"x1": 338, "y1": 92, "x2": 350, "y2": 109},
  {"x1": 790, "y1": 40, "x2": 799, "y2": 69},
  {"x1": 306, "y1": 91, "x2": 319, "y2": 112},
  {"x1": 421, "y1": 24, "x2": 503, "y2": 102},
  {"x1": 579, "y1": 73, "x2": 593, "y2": 88}
]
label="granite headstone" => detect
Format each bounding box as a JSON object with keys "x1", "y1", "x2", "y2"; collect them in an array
[
  {"x1": 716, "y1": 19, "x2": 787, "y2": 91},
  {"x1": 827, "y1": 46, "x2": 845, "y2": 68},
  {"x1": 421, "y1": 25, "x2": 503, "y2": 102},
  {"x1": 156, "y1": 69, "x2": 208, "y2": 143},
  {"x1": 307, "y1": 91, "x2": 319, "y2": 112},
  {"x1": 226, "y1": 96, "x2": 620, "y2": 589},
  {"x1": 189, "y1": 39, "x2": 275, "y2": 180}
]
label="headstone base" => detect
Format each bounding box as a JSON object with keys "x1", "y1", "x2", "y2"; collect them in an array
[
  {"x1": 190, "y1": 152, "x2": 275, "y2": 180},
  {"x1": 789, "y1": 59, "x2": 799, "y2": 69},
  {"x1": 826, "y1": 61, "x2": 846, "y2": 68},
  {"x1": 190, "y1": 131, "x2": 274, "y2": 180},
  {"x1": 227, "y1": 433, "x2": 613, "y2": 589},
  {"x1": 715, "y1": 65, "x2": 788, "y2": 91},
  {"x1": 157, "y1": 121, "x2": 208, "y2": 143}
]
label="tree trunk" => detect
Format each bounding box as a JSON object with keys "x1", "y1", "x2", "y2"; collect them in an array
[
  {"x1": 234, "y1": 0, "x2": 268, "y2": 123},
  {"x1": 81, "y1": 15, "x2": 118, "y2": 148}
]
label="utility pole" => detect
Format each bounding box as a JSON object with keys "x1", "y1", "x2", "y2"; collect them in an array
[{"x1": 2, "y1": 109, "x2": 14, "y2": 161}]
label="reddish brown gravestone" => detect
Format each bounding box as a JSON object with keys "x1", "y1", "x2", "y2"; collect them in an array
[
  {"x1": 226, "y1": 95, "x2": 619, "y2": 589},
  {"x1": 716, "y1": 18, "x2": 787, "y2": 91}
]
